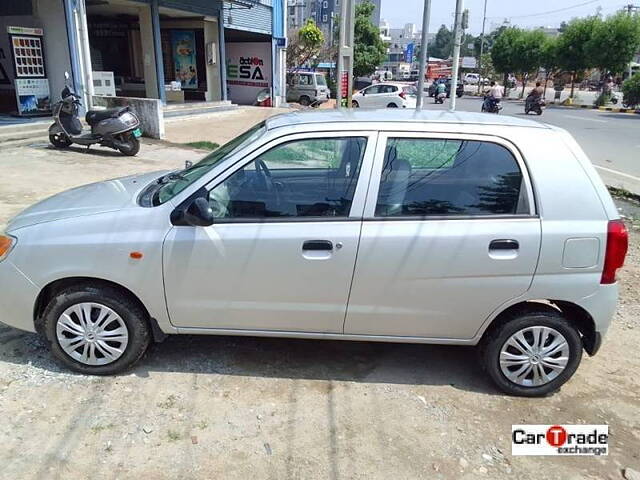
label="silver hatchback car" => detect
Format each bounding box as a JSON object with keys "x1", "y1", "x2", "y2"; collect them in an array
[{"x1": 0, "y1": 110, "x2": 628, "y2": 396}]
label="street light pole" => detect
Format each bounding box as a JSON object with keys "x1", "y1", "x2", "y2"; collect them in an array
[
  {"x1": 477, "y1": 0, "x2": 488, "y2": 94},
  {"x1": 416, "y1": 0, "x2": 432, "y2": 110},
  {"x1": 449, "y1": 0, "x2": 464, "y2": 112}
]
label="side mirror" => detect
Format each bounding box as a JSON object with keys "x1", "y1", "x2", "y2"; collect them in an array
[{"x1": 177, "y1": 197, "x2": 214, "y2": 227}]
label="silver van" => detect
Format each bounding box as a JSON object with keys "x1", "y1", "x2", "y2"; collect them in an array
[
  {"x1": 286, "y1": 72, "x2": 330, "y2": 106},
  {"x1": 0, "y1": 110, "x2": 627, "y2": 396}
]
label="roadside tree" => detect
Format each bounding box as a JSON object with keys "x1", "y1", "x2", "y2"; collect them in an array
[
  {"x1": 555, "y1": 16, "x2": 600, "y2": 98},
  {"x1": 491, "y1": 27, "x2": 524, "y2": 93},
  {"x1": 587, "y1": 12, "x2": 640, "y2": 76},
  {"x1": 286, "y1": 19, "x2": 324, "y2": 71},
  {"x1": 622, "y1": 74, "x2": 640, "y2": 108},
  {"x1": 354, "y1": 1, "x2": 388, "y2": 78}
]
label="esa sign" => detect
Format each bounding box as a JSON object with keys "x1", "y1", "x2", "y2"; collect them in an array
[{"x1": 226, "y1": 42, "x2": 272, "y2": 104}]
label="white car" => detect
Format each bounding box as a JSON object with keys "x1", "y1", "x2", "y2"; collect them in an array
[
  {"x1": 464, "y1": 73, "x2": 488, "y2": 85},
  {"x1": 0, "y1": 110, "x2": 628, "y2": 397},
  {"x1": 352, "y1": 83, "x2": 416, "y2": 109}
]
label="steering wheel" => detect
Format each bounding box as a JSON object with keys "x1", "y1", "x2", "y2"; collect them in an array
[
  {"x1": 255, "y1": 159, "x2": 285, "y2": 207},
  {"x1": 255, "y1": 159, "x2": 274, "y2": 192}
]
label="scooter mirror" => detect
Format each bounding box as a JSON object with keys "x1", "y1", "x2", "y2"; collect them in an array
[{"x1": 64, "y1": 71, "x2": 70, "y2": 80}]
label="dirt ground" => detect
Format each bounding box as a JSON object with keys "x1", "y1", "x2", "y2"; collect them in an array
[{"x1": 0, "y1": 113, "x2": 639, "y2": 479}]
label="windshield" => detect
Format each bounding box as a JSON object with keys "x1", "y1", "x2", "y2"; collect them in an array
[
  {"x1": 153, "y1": 121, "x2": 267, "y2": 205},
  {"x1": 315, "y1": 74, "x2": 327, "y2": 86}
]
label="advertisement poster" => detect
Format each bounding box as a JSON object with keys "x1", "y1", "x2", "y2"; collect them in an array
[
  {"x1": 171, "y1": 30, "x2": 197, "y2": 89},
  {"x1": 15, "y1": 78, "x2": 50, "y2": 115},
  {"x1": 225, "y1": 42, "x2": 271, "y2": 105}
]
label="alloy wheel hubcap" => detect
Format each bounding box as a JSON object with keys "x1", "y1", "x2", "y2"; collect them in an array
[
  {"x1": 56, "y1": 302, "x2": 129, "y2": 366},
  {"x1": 499, "y1": 326, "x2": 570, "y2": 387}
]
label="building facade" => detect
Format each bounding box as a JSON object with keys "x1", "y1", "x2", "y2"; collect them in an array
[{"x1": 0, "y1": 0, "x2": 287, "y2": 121}]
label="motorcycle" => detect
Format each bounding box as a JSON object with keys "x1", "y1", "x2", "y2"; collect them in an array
[
  {"x1": 481, "y1": 96, "x2": 502, "y2": 114},
  {"x1": 524, "y1": 96, "x2": 545, "y2": 115},
  {"x1": 434, "y1": 92, "x2": 446, "y2": 104},
  {"x1": 49, "y1": 72, "x2": 142, "y2": 156}
]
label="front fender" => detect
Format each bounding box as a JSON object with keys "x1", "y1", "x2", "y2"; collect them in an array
[{"x1": 48, "y1": 123, "x2": 63, "y2": 135}]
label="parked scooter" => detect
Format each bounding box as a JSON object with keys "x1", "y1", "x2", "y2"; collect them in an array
[
  {"x1": 49, "y1": 72, "x2": 142, "y2": 156},
  {"x1": 481, "y1": 96, "x2": 502, "y2": 114},
  {"x1": 524, "y1": 96, "x2": 545, "y2": 115},
  {"x1": 434, "y1": 92, "x2": 446, "y2": 104}
]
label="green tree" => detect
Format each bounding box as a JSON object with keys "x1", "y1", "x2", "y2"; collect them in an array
[
  {"x1": 286, "y1": 19, "x2": 324, "y2": 71},
  {"x1": 555, "y1": 16, "x2": 600, "y2": 97},
  {"x1": 540, "y1": 36, "x2": 560, "y2": 95},
  {"x1": 491, "y1": 27, "x2": 523, "y2": 91},
  {"x1": 622, "y1": 74, "x2": 640, "y2": 108},
  {"x1": 587, "y1": 12, "x2": 640, "y2": 75},
  {"x1": 353, "y1": 1, "x2": 387, "y2": 78},
  {"x1": 428, "y1": 25, "x2": 454, "y2": 59},
  {"x1": 516, "y1": 29, "x2": 547, "y2": 97}
]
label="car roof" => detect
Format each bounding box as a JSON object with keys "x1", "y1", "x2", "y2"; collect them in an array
[{"x1": 265, "y1": 109, "x2": 549, "y2": 130}]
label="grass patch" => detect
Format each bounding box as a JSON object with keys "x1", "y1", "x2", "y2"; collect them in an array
[
  {"x1": 167, "y1": 430, "x2": 182, "y2": 442},
  {"x1": 196, "y1": 420, "x2": 208, "y2": 430},
  {"x1": 183, "y1": 141, "x2": 219, "y2": 151},
  {"x1": 91, "y1": 423, "x2": 114, "y2": 434},
  {"x1": 608, "y1": 186, "x2": 640, "y2": 205}
]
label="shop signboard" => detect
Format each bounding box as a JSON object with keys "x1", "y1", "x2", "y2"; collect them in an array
[
  {"x1": 226, "y1": 42, "x2": 272, "y2": 105},
  {"x1": 171, "y1": 30, "x2": 197, "y2": 89}
]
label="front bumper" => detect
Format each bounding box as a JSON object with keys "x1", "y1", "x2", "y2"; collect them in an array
[{"x1": 0, "y1": 260, "x2": 39, "y2": 332}]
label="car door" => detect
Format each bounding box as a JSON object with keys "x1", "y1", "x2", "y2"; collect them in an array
[
  {"x1": 163, "y1": 131, "x2": 377, "y2": 333},
  {"x1": 360, "y1": 85, "x2": 380, "y2": 108},
  {"x1": 344, "y1": 132, "x2": 541, "y2": 339}
]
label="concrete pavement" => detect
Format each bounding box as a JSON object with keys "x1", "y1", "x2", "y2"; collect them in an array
[{"x1": 428, "y1": 96, "x2": 640, "y2": 195}]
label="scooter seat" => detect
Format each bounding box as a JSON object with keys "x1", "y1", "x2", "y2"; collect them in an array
[{"x1": 85, "y1": 106, "x2": 129, "y2": 125}]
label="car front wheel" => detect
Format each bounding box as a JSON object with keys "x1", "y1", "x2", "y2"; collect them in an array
[
  {"x1": 482, "y1": 308, "x2": 582, "y2": 397},
  {"x1": 43, "y1": 284, "x2": 151, "y2": 375}
]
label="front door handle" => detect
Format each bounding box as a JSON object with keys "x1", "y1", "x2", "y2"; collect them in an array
[
  {"x1": 489, "y1": 239, "x2": 519, "y2": 250},
  {"x1": 302, "y1": 240, "x2": 333, "y2": 251}
]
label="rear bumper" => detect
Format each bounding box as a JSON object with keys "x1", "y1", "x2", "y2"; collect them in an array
[{"x1": 0, "y1": 260, "x2": 39, "y2": 333}]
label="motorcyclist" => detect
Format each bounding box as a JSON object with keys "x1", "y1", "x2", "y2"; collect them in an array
[
  {"x1": 435, "y1": 81, "x2": 447, "y2": 100},
  {"x1": 528, "y1": 82, "x2": 544, "y2": 100},
  {"x1": 483, "y1": 81, "x2": 504, "y2": 111}
]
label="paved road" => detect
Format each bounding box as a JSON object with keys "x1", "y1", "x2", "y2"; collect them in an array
[{"x1": 427, "y1": 95, "x2": 640, "y2": 195}]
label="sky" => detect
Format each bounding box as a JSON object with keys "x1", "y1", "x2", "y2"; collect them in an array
[{"x1": 380, "y1": 0, "x2": 629, "y2": 34}]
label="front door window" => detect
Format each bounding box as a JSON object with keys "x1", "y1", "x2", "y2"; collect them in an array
[{"x1": 208, "y1": 137, "x2": 367, "y2": 221}]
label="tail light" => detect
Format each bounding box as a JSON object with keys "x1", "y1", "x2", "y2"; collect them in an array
[
  {"x1": 399, "y1": 91, "x2": 406, "y2": 99},
  {"x1": 601, "y1": 220, "x2": 628, "y2": 284}
]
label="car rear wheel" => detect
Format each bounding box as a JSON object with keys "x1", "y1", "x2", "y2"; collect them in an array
[
  {"x1": 387, "y1": 103, "x2": 398, "y2": 108},
  {"x1": 482, "y1": 308, "x2": 582, "y2": 397},
  {"x1": 299, "y1": 96, "x2": 311, "y2": 107},
  {"x1": 352, "y1": 100, "x2": 359, "y2": 108},
  {"x1": 43, "y1": 284, "x2": 151, "y2": 375}
]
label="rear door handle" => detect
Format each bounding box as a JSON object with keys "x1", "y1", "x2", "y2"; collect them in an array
[
  {"x1": 489, "y1": 239, "x2": 519, "y2": 250},
  {"x1": 302, "y1": 240, "x2": 333, "y2": 251}
]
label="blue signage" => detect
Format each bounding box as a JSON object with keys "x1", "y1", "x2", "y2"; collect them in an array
[{"x1": 404, "y1": 43, "x2": 414, "y2": 63}]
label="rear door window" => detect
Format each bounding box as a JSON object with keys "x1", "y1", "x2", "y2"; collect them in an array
[{"x1": 374, "y1": 138, "x2": 529, "y2": 217}]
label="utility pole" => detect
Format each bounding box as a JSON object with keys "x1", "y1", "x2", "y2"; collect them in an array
[
  {"x1": 336, "y1": 0, "x2": 356, "y2": 109},
  {"x1": 416, "y1": 0, "x2": 432, "y2": 110},
  {"x1": 477, "y1": 0, "x2": 488, "y2": 94},
  {"x1": 449, "y1": 0, "x2": 464, "y2": 112}
]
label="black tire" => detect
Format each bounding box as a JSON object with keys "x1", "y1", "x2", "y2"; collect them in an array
[
  {"x1": 481, "y1": 105, "x2": 486, "y2": 112},
  {"x1": 117, "y1": 134, "x2": 140, "y2": 156},
  {"x1": 524, "y1": 108, "x2": 530, "y2": 114},
  {"x1": 481, "y1": 308, "x2": 583, "y2": 397},
  {"x1": 352, "y1": 100, "x2": 359, "y2": 108},
  {"x1": 49, "y1": 133, "x2": 72, "y2": 148},
  {"x1": 387, "y1": 103, "x2": 399, "y2": 108},
  {"x1": 42, "y1": 284, "x2": 151, "y2": 375},
  {"x1": 299, "y1": 96, "x2": 311, "y2": 107},
  {"x1": 535, "y1": 108, "x2": 543, "y2": 115}
]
